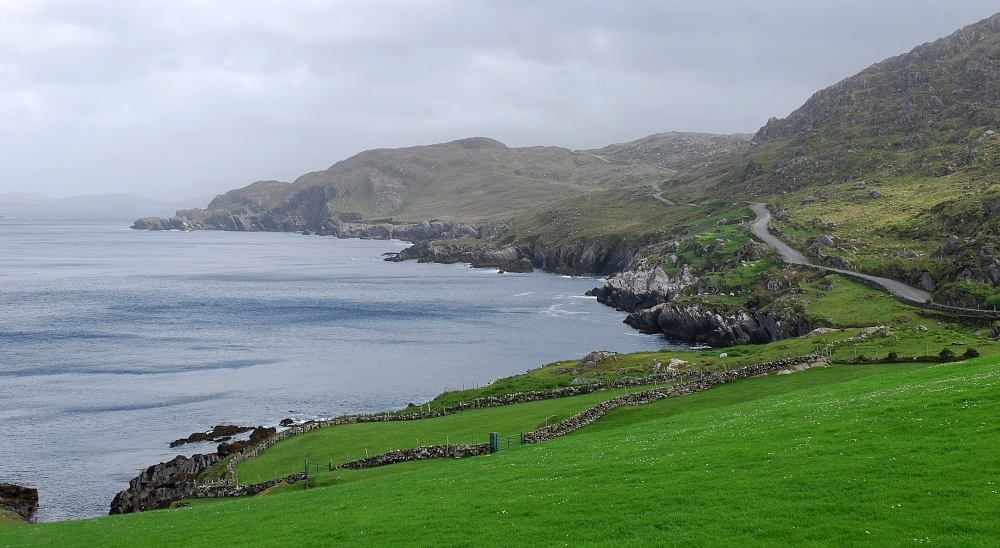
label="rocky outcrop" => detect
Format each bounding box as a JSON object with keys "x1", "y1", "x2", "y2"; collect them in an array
[
  {"x1": 109, "y1": 453, "x2": 222, "y2": 514},
  {"x1": 385, "y1": 241, "x2": 534, "y2": 272},
  {"x1": 387, "y1": 235, "x2": 647, "y2": 276},
  {"x1": 170, "y1": 425, "x2": 253, "y2": 448},
  {"x1": 577, "y1": 350, "x2": 619, "y2": 368},
  {"x1": 588, "y1": 265, "x2": 696, "y2": 311},
  {"x1": 0, "y1": 483, "x2": 38, "y2": 524},
  {"x1": 625, "y1": 302, "x2": 816, "y2": 347}
]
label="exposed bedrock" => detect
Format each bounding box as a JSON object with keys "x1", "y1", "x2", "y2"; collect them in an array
[
  {"x1": 587, "y1": 265, "x2": 696, "y2": 312},
  {"x1": 0, "y1": 483, "x2": 38, "y2": 524},
  {"x1": 387, "y1": 236, "x2": 643, "y2": 276},
  {"x1": 625, "y1": 302, "x2": 817, "y2": 347},
  {"x1": 109, "y1": 453, "x2": 221, "y2": 515}
]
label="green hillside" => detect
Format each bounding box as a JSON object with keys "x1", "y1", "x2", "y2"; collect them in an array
[
  {"x1": 657, "y1": 13, "x2": 1000, "y2": 306},
  {"x1": 6, "y1": 354, "x2": 999, "y2": 546}
]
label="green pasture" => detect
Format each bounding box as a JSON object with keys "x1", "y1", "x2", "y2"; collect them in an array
[
  {"x1": 7, "y1": 356, "x2": 1000, "y2": 546},
  {"x1": 235, "y1": 387, "x2": 637, "y2": 485}
]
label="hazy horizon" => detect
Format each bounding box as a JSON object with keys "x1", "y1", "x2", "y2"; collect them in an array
[{"x1": 2, "y1": 1, "x2": 999, "y2": 201}]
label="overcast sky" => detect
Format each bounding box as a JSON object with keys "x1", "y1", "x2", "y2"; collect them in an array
[{"x1": 1, "y1": 1, "x2": 998, "y2": 201}]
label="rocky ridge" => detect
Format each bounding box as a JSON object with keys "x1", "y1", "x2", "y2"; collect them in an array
[
  {"x1": 385, "y1": 233, "x2": 646, "y2": 275},
  {"x1": 624, "y1": 302, "x2": 815, "y2": 347},
  {"x1": 109, "y1": 453, "x2": 221, "y2": 514}
]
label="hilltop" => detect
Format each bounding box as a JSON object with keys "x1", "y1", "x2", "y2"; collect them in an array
[{"x1": 132, "y1": 133, "x2": 746, "y2": 241}]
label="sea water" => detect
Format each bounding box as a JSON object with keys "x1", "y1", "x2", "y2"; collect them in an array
[{"x1": 0, "y1": 210, "x2": 682, "y2": 521}]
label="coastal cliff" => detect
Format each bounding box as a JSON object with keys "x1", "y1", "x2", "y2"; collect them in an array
[
  {"x1": 625, "y1": 302, "x2": 815, "y2": 347},
  {"x1": 385, "y1": 235, "x2": 643, "y2": 275}
]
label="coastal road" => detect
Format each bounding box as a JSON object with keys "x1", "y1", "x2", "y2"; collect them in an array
[
  {"x1": 750, "y1": 203, "x2": 932, "y2": 303},
  {"x1": 650, "y1": 184, "x2": 675, "y2": 206}
]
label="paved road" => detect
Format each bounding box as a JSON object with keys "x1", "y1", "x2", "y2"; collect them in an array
[
  {"x1": 751, "y1": 203, "x2": 932, "y2": 303},
  {"x1": 571, "y1": 151, "x2": 613, "y2": 164},
  {"x1": 650, "y1": 184, "x2": 675, "y2": 206},
  {"x1": 570, "y1": 151, "x2": 678, "y2": 173}
]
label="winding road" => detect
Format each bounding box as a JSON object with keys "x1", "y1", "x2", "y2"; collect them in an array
[
  {"x1": 570, "y1": 151, "x2": 679, "y2": 204},
  {"x1": 750, "y1": 203, "x2": 932, "y2": 303},
  {"x1": 650, "y1": 184, "x2": 675, "y2": 206}
]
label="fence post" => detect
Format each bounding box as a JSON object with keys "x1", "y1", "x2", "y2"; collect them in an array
[
  {"x1": 490, "y1": 432, "x2": 498, "y2": 453},
  {"x1": 305, "y1": 459, "x2": 309, "y2": 478}
]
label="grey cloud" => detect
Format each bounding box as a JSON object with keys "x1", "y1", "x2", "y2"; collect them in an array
[{"x1": 0, "y1": 0, "x2": 998, "y2": 200}]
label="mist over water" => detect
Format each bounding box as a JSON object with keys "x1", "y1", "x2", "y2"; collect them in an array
[{"x1": 0, "y1": 212, "x2": 682, "y2": 521}]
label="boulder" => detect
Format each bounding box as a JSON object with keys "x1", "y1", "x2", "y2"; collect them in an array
[
  {"x1": 666, "y1": 358, "x2": 688, "y2": 370},
  {"x1": 578, "y1": 350, "x2": 619, "y2": 368},
  {"x1": 827, "y1": 255, "x2": 851, "y2": 269},
  {"x1": 809, "y1": 234, "x2": 835, "y2": 249},
  {"x1": 918, "y1": 271, "x2": 936, "y2": 291}
]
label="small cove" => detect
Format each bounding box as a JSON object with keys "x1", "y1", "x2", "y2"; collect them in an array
[{"x1": 0, "y1": 211, "x2": 687, "y2": 521}]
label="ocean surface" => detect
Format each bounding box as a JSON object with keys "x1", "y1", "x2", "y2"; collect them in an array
[{"x1": 0, "y1": 210, "x2": 684, "y2": 522}]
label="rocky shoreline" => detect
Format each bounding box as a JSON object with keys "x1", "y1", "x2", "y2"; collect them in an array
[
  {"x1": 133, "y1": 211, "x2": 647, "y2": 276},
  {"x1": 133, "y1": 211, "x2": 815, "y2": 347},
  {"x1": 586, "y1": 262, "x2": 817, "y2": 347},
  {"x1": 0, "y1": 483, "x2": 38, "y2": 524}
]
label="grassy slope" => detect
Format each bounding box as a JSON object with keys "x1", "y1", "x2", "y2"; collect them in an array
[
  {"x1": 642, "y1": 14, "x2": 1000, "y2": 304},
  {"x1": 235, "y1": 387, "x2": 636, "y2": 484},
  {"x1": 7, "y1": 357, "x2": 1000, "y2": 546},
  {"x1": 0, "y1": 512, "x2": 25, "y2": 528}
]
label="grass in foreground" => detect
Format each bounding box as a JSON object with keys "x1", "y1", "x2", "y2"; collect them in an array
[{"x1": 6, "y1": 357, "x2": 1000, "y2": 546}]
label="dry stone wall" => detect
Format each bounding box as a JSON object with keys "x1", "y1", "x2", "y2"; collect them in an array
[
  {"x1": 192, "y1": 474, "x2": 306, "y2": 499},
  {"x1": 335, "y1": 443, "x2": 491, "y2": 470},
  {"x1": 203, "y1": 355, "x2": 825, "y2": 502},
  {"x1": 525, "y1": 355, "x2": 828, "y2": 443},
  {"x1": 224, "y1": 370, "x2": 699, "y2": 481}
]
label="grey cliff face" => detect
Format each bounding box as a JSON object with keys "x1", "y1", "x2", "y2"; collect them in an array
[
  {"x1": 625, "y1": 303, "x2": 814, "y2": 347},
  {"x1": 590, "y1": 265, "x2": 696, "y2": 312}
]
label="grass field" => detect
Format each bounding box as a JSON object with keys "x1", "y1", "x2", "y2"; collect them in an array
[
  {"x1": 6, "y1": 356, "x2": 1000, "y2": 546},
  {"x1": 235, "y1": 387, "x2": 636, "y2": 485}
]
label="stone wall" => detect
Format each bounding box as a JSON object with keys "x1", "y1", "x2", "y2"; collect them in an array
[
  {"x1": 525, "y1": 356, "x2": 828, "y2": 443},
  {"x1": 334, "y1": 443, "x2": 491, "y2": 470},
  {"x1": 192, "y1": 474, "x2": 306, "y2": 499},
  {"x1": 198, "y1": 356, "x2": 824, "y2": 502},
  {"x1": 224, "y1": 369, "x2": 699, "y2": 482}
]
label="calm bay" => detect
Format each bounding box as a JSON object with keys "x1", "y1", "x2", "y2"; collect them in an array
[{"x1": 0, "y1": 211, "x2": 681, "y2": 521}]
